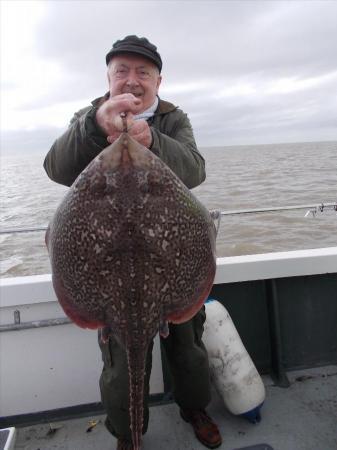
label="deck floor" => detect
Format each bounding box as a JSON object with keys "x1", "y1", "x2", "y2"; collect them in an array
[{"x1": 14, "y1": 366, "x2": 337, "y2": 450}]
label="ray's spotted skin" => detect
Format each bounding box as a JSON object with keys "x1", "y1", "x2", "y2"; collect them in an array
[{"x1": 46, "y1": 132, "x2": 217, "y2": 450}]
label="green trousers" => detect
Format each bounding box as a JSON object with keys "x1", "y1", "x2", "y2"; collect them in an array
[{"x1": 98, "y1": 307, "x2": 211, "y2": 439}]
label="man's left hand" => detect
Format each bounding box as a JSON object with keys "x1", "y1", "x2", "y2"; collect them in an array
[{"x1": 107, "y1": 119, "x2": 152, "y2": 149}]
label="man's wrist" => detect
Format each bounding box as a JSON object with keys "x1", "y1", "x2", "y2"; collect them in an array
[
  {"x1": 84, "y1": 107, "x2": 109, "y2": 148},
  {"x1": 93, "y1": 107, "x2": 108, "y2": 137}
]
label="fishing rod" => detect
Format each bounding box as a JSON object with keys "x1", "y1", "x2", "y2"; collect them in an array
[
  {"x1": 0, "y1": 202, "x2": 336, "y2": 235},
  {"x1": 219, "y1": 202, "x2": 337, "y2": 217}
]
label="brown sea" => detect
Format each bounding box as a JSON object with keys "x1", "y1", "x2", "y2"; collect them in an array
[{"x1": 1, "y1": 141, "x2": 336, "y2": 278}]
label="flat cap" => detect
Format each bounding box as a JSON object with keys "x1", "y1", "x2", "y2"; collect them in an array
[{"x1": 106, "y1": 35, "x2": 162, "y2": 72}]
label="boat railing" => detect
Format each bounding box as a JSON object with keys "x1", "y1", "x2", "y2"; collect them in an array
[
  {"x1": 0, "y1": 201, "x2": 336, "y2": 235},
  {"x1": 0, "y1": 315, "x2": 72, "y2": 333}
]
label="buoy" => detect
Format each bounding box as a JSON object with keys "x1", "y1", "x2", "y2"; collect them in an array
[{"x1": 203, "y1": 299, "x2": 265, "y2": 423}]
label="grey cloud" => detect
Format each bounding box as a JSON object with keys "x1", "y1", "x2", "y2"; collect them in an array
[
  {"x1": 182, "y1": 71, "x2": 337, "y2": 146},
  {"x1": 160, "y1": 2, "x2": 337, "y2": 82},
  {"x1": 35, "y1": 1, "x2": 337, "y2": 85},
  {"x1": 6, "y1": 0, "x2": 337, "y2": 146},
  {"x1": 1, "y1": 127, "x2": 64, "y2": 155}
]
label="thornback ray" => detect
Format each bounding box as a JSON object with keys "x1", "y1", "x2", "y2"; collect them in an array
[{"x1": 46, "y1": 132, "x2": 217, "y2": 450}]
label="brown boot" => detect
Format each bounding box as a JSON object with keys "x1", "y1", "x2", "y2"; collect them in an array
[
  {"x1": 116, "y1": 438, "x2": 133, "y2": 450},
  {"x1": 180, "y1": 409, "x2": 222, "y2": 449}
]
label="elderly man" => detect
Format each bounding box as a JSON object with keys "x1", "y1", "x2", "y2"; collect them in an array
[{"x1": 44, "y1": 35, "x2": 221, "y2": 450}]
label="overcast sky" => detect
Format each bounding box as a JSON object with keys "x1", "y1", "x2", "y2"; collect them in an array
[{"x1": 1, "y1": 0, "x2": 337, "y2": 154}]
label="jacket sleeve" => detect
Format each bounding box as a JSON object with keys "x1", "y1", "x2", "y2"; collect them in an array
[
  {"x1": 150, "y1": 112, "x2": 206, "y2": 189},
  {"x1": 44, "y1": 104, "x2": 206, "y2": 190},
  {"x1": 43, "y1": 106, "x2": 108, "y2": 186}
]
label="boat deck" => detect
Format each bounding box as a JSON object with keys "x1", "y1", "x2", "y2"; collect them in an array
[{"x1": 12, "y1": 365, "x2": 337, "y2": 450}]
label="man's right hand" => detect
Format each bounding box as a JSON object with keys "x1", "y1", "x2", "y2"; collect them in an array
[{"x1": 95, "y1": 93, "x2": 142, "y2": 140}]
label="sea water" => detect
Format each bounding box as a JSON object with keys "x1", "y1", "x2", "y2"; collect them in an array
[{"x1": 1, "y1": 141, "x2": 336, "y2": 278}]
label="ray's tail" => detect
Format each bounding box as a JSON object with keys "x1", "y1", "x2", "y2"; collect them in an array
[{"x1": 126, "y1": 342, "x2": 148, "y2": 450}]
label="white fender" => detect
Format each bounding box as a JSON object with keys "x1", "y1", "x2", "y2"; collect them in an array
[{"x1": 203, "y1": 299, "x2": 265, "y2": 422}]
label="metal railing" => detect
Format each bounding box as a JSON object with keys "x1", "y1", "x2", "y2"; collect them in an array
[
  {"x1": 219, "y1": 202, "x2": 337, "y2": 216},
  {"x1": 0, "y1": 202, "x2": 336, "y2": 236},
  {"x1": 0, "y1": 314, "x2": 72, "y2": 333}
]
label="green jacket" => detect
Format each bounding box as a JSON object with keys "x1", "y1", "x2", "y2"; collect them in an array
[{"x1": 43, "y1": 96, "x2": 206, "y2": 189}]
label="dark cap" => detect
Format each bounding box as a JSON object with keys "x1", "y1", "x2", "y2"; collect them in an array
[{"x1": 105, "y1": 35, "x2": 162, "y2": 72}]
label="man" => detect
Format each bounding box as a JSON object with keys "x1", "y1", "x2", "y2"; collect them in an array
[{"x1": 44, "y1": 35, "x2": 222, "y2": 450}]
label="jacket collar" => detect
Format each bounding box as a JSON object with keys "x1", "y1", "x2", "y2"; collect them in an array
[{"x1": 155, "y1": 98, "x2": 177, "y2": 115}]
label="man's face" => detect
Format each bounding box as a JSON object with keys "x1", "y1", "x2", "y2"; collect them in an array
[{"x1": 107, "y1": 54, "x2": 162, "y2": 112}]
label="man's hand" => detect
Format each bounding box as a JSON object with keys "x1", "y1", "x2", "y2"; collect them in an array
[
  {"x1": 96, "y1": 93, "x2": 141, "y2": 137},
  {"x1": 108, "y1": 119, "x2": 152, "y2": 148}
]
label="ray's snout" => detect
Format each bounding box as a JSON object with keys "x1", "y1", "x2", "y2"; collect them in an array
[{"x1": 99, "y1": 133, "x2": 153, "y2": 171}]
